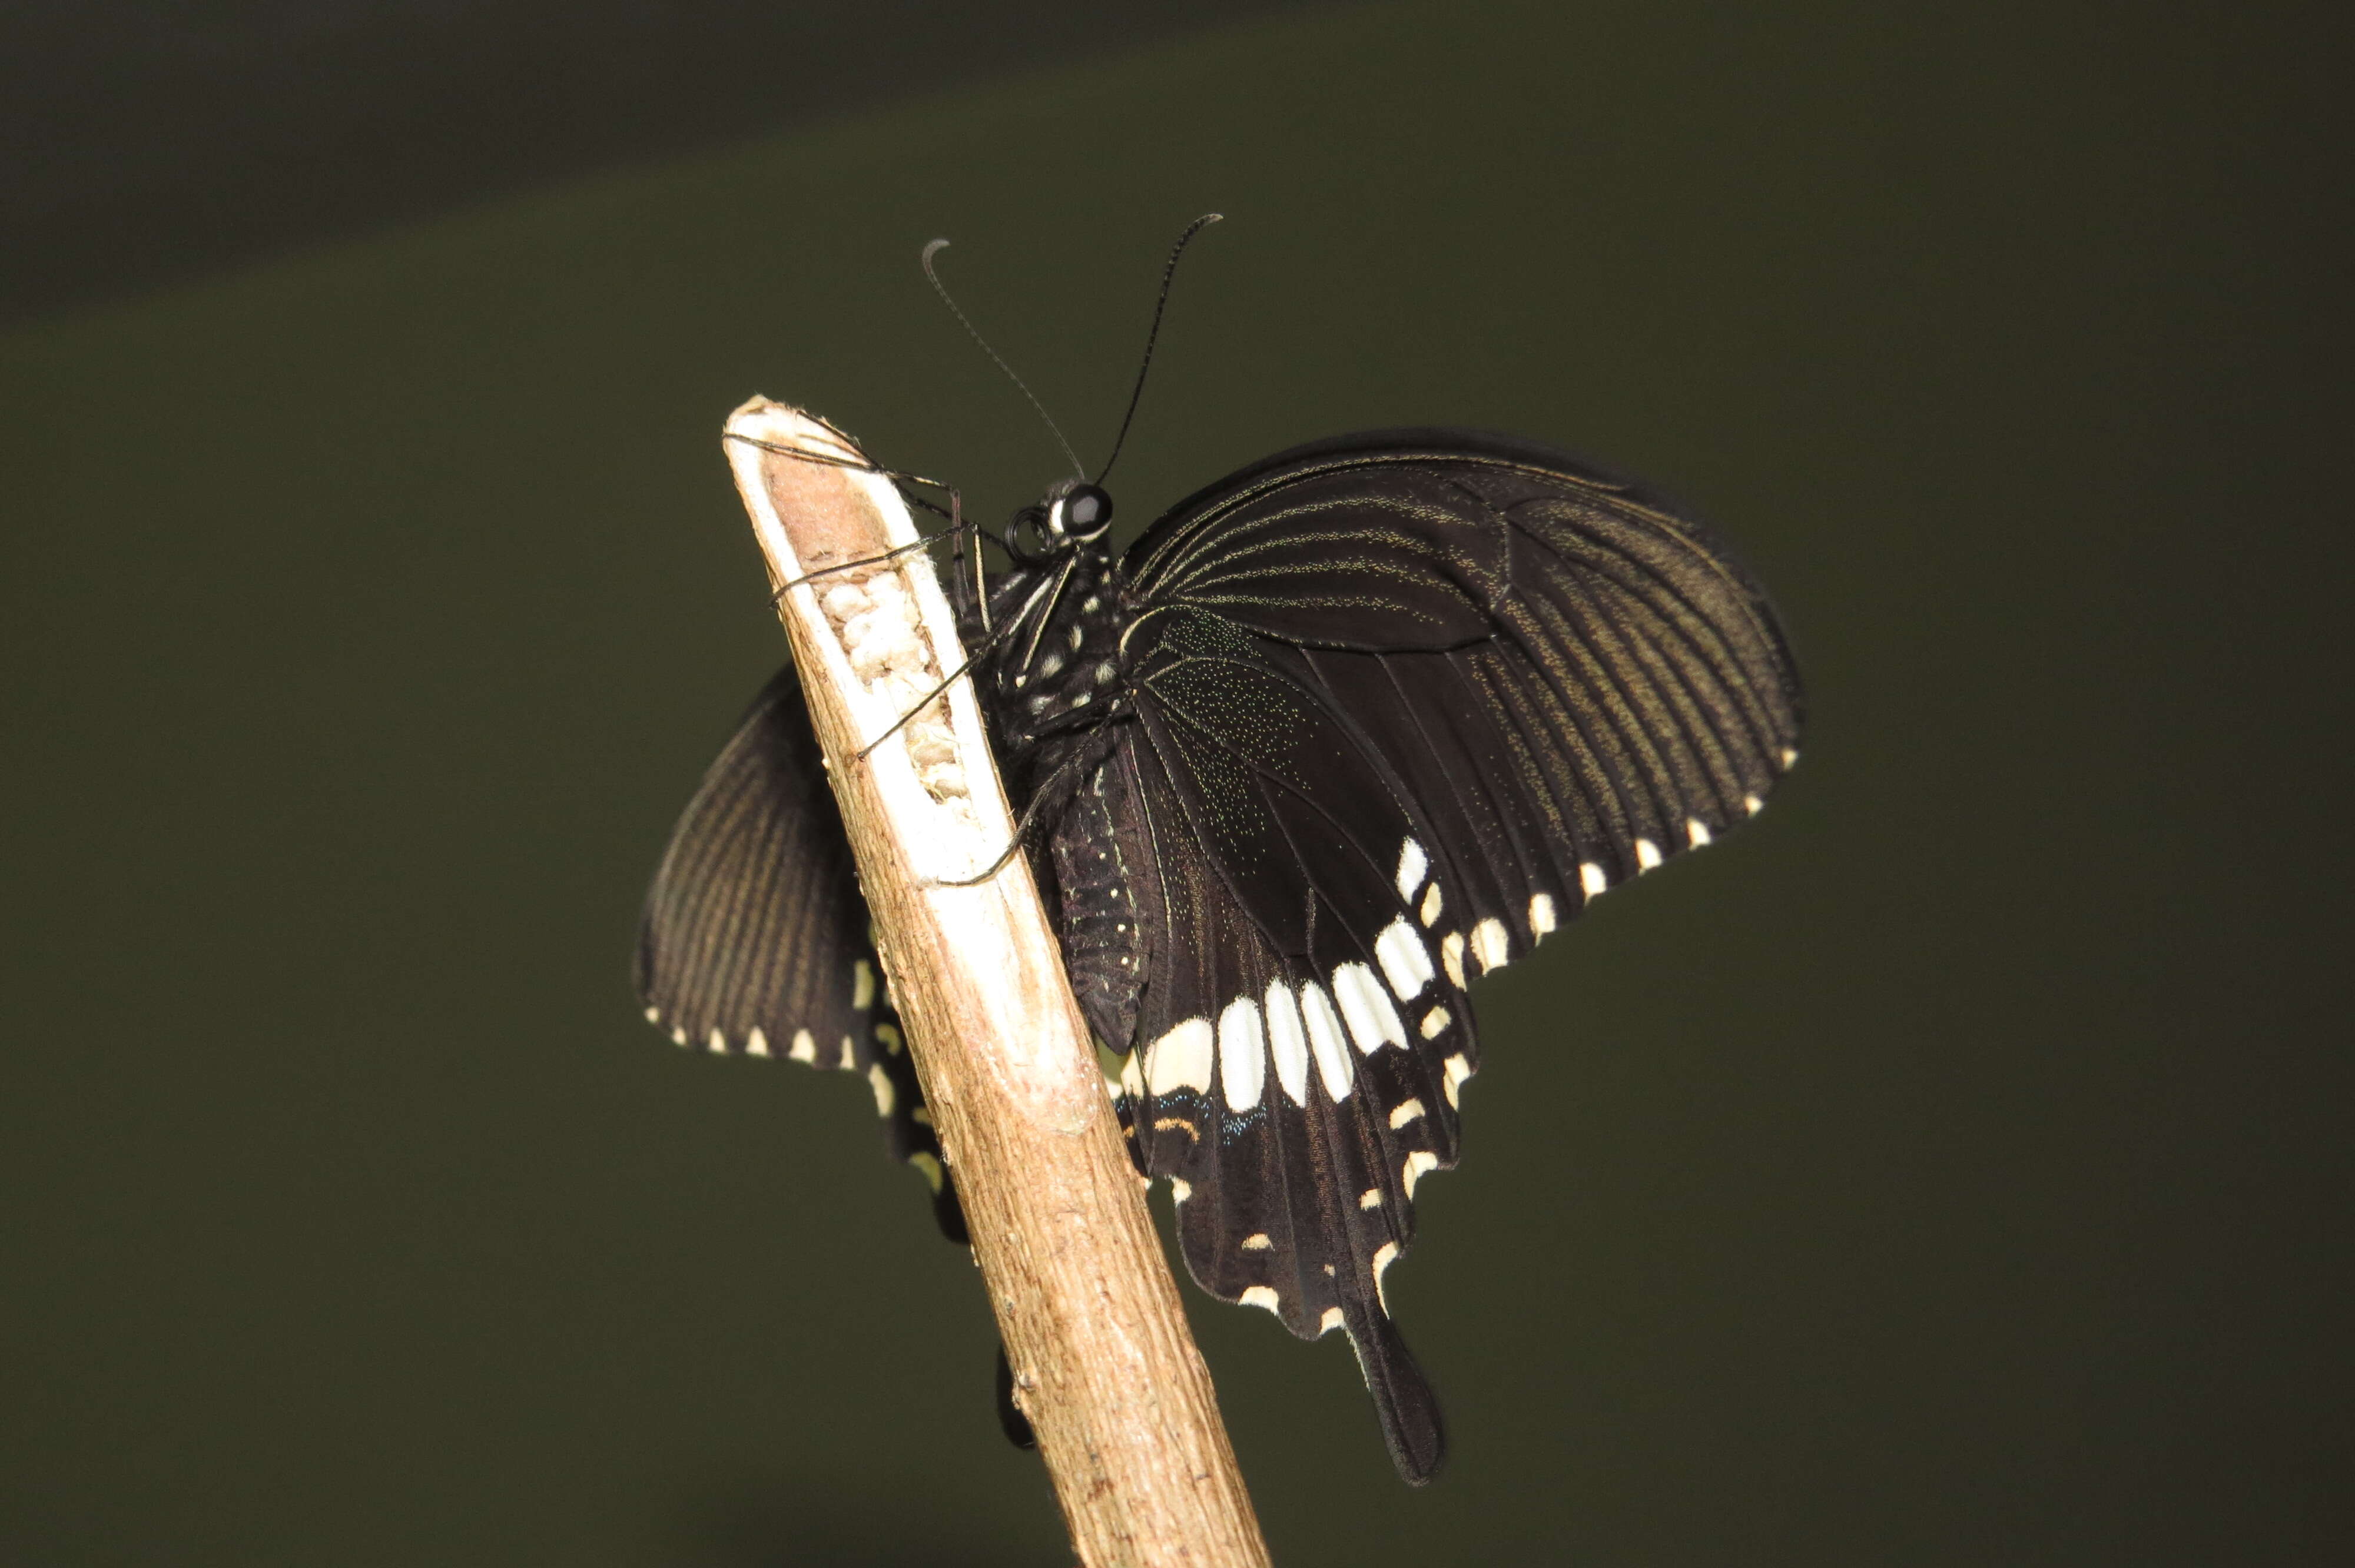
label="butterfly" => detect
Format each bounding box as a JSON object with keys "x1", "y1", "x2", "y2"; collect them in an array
[{"x1": 636, "y1": 226, "x2": 1805, "y2": 1483}]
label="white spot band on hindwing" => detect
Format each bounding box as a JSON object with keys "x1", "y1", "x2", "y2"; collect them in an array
[
  {"x1": 1395, "y1": 839, "x2": 1429, "y2": 901},
  {"x1": 1300, "y1": 984, "x2": 1354, "y2": 1101},
  {"x1": 1240, "y1": 1285, "x2": 1282, "y2": 1314},
  {"x1": 1332, "y1": 962, "x2": 1408, "y2": 1054},
  {"x1": 1145, "y1": 1017, "x2": 1215, "y2": 1097},
  {"x1": 1375, "y1": 917, "x2": 1435, "y2": 1002},
  {"x1": 1265, "y1": 979, "x2": 1311, "y2": 1106},
  {"x1": 1218, "y1": 995, "x2": 1266, "y2": 1112}
]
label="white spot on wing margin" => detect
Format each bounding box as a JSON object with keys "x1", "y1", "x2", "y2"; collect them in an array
[{"x1": 1471, "y1": 917, "x2": 1510, "y2": 973}]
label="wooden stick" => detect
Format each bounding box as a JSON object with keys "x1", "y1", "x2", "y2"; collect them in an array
[{"x1": 721, "y1": 400, "x2": 1272, "y2": 1568}]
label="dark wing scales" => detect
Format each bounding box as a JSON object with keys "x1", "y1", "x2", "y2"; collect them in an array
[
  {"x1": 1126, "y1": 429, "x2": 1802, "y2": 974},
  {"x1": 1094, "y1": 428, "x2": 1802, "y2": 1480},
  {"x1": 1100, "y1": 624, "x2": 1477, "y2": 1483},
  {"x1": 636, "y1": 662, "x2": 962, "y2": 1241}
]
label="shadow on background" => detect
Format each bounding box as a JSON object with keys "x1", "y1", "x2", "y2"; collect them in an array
[{"x1": 1, "y1": 0, "x2": 2347, "y2": 1563}]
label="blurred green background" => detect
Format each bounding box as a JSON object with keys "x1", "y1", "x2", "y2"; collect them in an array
[{"x1": 4, "y1": 1, "x2": 2346, "y2": 1562}]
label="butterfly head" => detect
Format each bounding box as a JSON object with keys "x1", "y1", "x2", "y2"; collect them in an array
[{"x1": 1010, "y1": 479, "x2": 1115, "y2": 560}]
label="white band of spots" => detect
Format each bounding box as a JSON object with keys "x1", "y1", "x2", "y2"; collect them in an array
[
  {"x1": 1394, "y1": 838, "x2": 1429, "y2": 901},
  {"x1": 1300, "y1": 982, "x2": 1355, "y2": 1101},
  {"x1": 1375, "y1": 917, "x2": 1435, "y2": 1002},
  {"x1": 1145, "y1": 1016, "x2": 1215, "y2": 1097},
  {"x1": 1218, "y1": 995, "x2": 1267, "y2": 1112},
  {"x1": 1332, "y1": 961, "x2": 1408, "y2": 1054},
  {"x1": 1265, "y1": 978, "x2": 1311, "y2": 1106}
]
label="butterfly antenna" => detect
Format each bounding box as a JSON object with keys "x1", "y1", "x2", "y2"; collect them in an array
[
  {"x1": 1094, "y1": 211, "x2": 1223, "y2": 486},
  {"x1": 922, "y1": 238, "x2": 1086, "y2": 480}
]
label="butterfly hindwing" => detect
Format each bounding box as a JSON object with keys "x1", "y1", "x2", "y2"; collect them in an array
[{"x1": 636, "y1": 662, "x2": 960, "y2": 1240}]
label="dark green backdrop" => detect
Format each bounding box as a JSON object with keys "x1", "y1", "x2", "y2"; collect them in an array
[{"x1": 4, "y1": 1, "x2": 2345, "y2": 1562}]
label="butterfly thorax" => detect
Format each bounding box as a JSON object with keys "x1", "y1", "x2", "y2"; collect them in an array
[
  {"x1": 957, "y1": 484, "x2": 1151, "y2": 1052},
  {"x1": 979, "y1": 543, "x2": 1128, "y2": 748}
]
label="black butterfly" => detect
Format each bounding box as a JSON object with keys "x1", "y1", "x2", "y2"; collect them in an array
[{"x1": 637, "y1": 234, "x2": 1804, "y2": 1484}]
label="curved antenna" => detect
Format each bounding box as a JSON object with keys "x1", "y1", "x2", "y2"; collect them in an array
[
  {"x1": 1094, "y1": 211, "x2": 1223, "y2": 485},
  {"x1": 922, "y1": 238, "x2": 1086, "y2": 480}
]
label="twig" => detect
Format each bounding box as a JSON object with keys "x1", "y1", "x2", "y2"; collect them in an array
[{"x1": 721, "y1": 400, "x2": 1272, "y2": 1568}]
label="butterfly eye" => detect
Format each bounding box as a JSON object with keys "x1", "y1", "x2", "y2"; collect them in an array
[{"x1": 1059, "y1": 484, "x2": 1114, "y2": 538}]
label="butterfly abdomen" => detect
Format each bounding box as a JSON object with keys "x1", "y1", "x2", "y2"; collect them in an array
[{"x1": 1048, "y1": 761, "x2": 1149, "y2": 1054}]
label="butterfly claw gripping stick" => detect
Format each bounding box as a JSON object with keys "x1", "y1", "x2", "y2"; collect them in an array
[{"x1": 723, "y1": 399, "x2": 1271, "y2": 1568}]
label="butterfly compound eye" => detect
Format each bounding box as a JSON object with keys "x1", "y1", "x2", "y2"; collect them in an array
[{"x1": 1060, "y1": 484, "x2": 1114, "y2": 538}]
